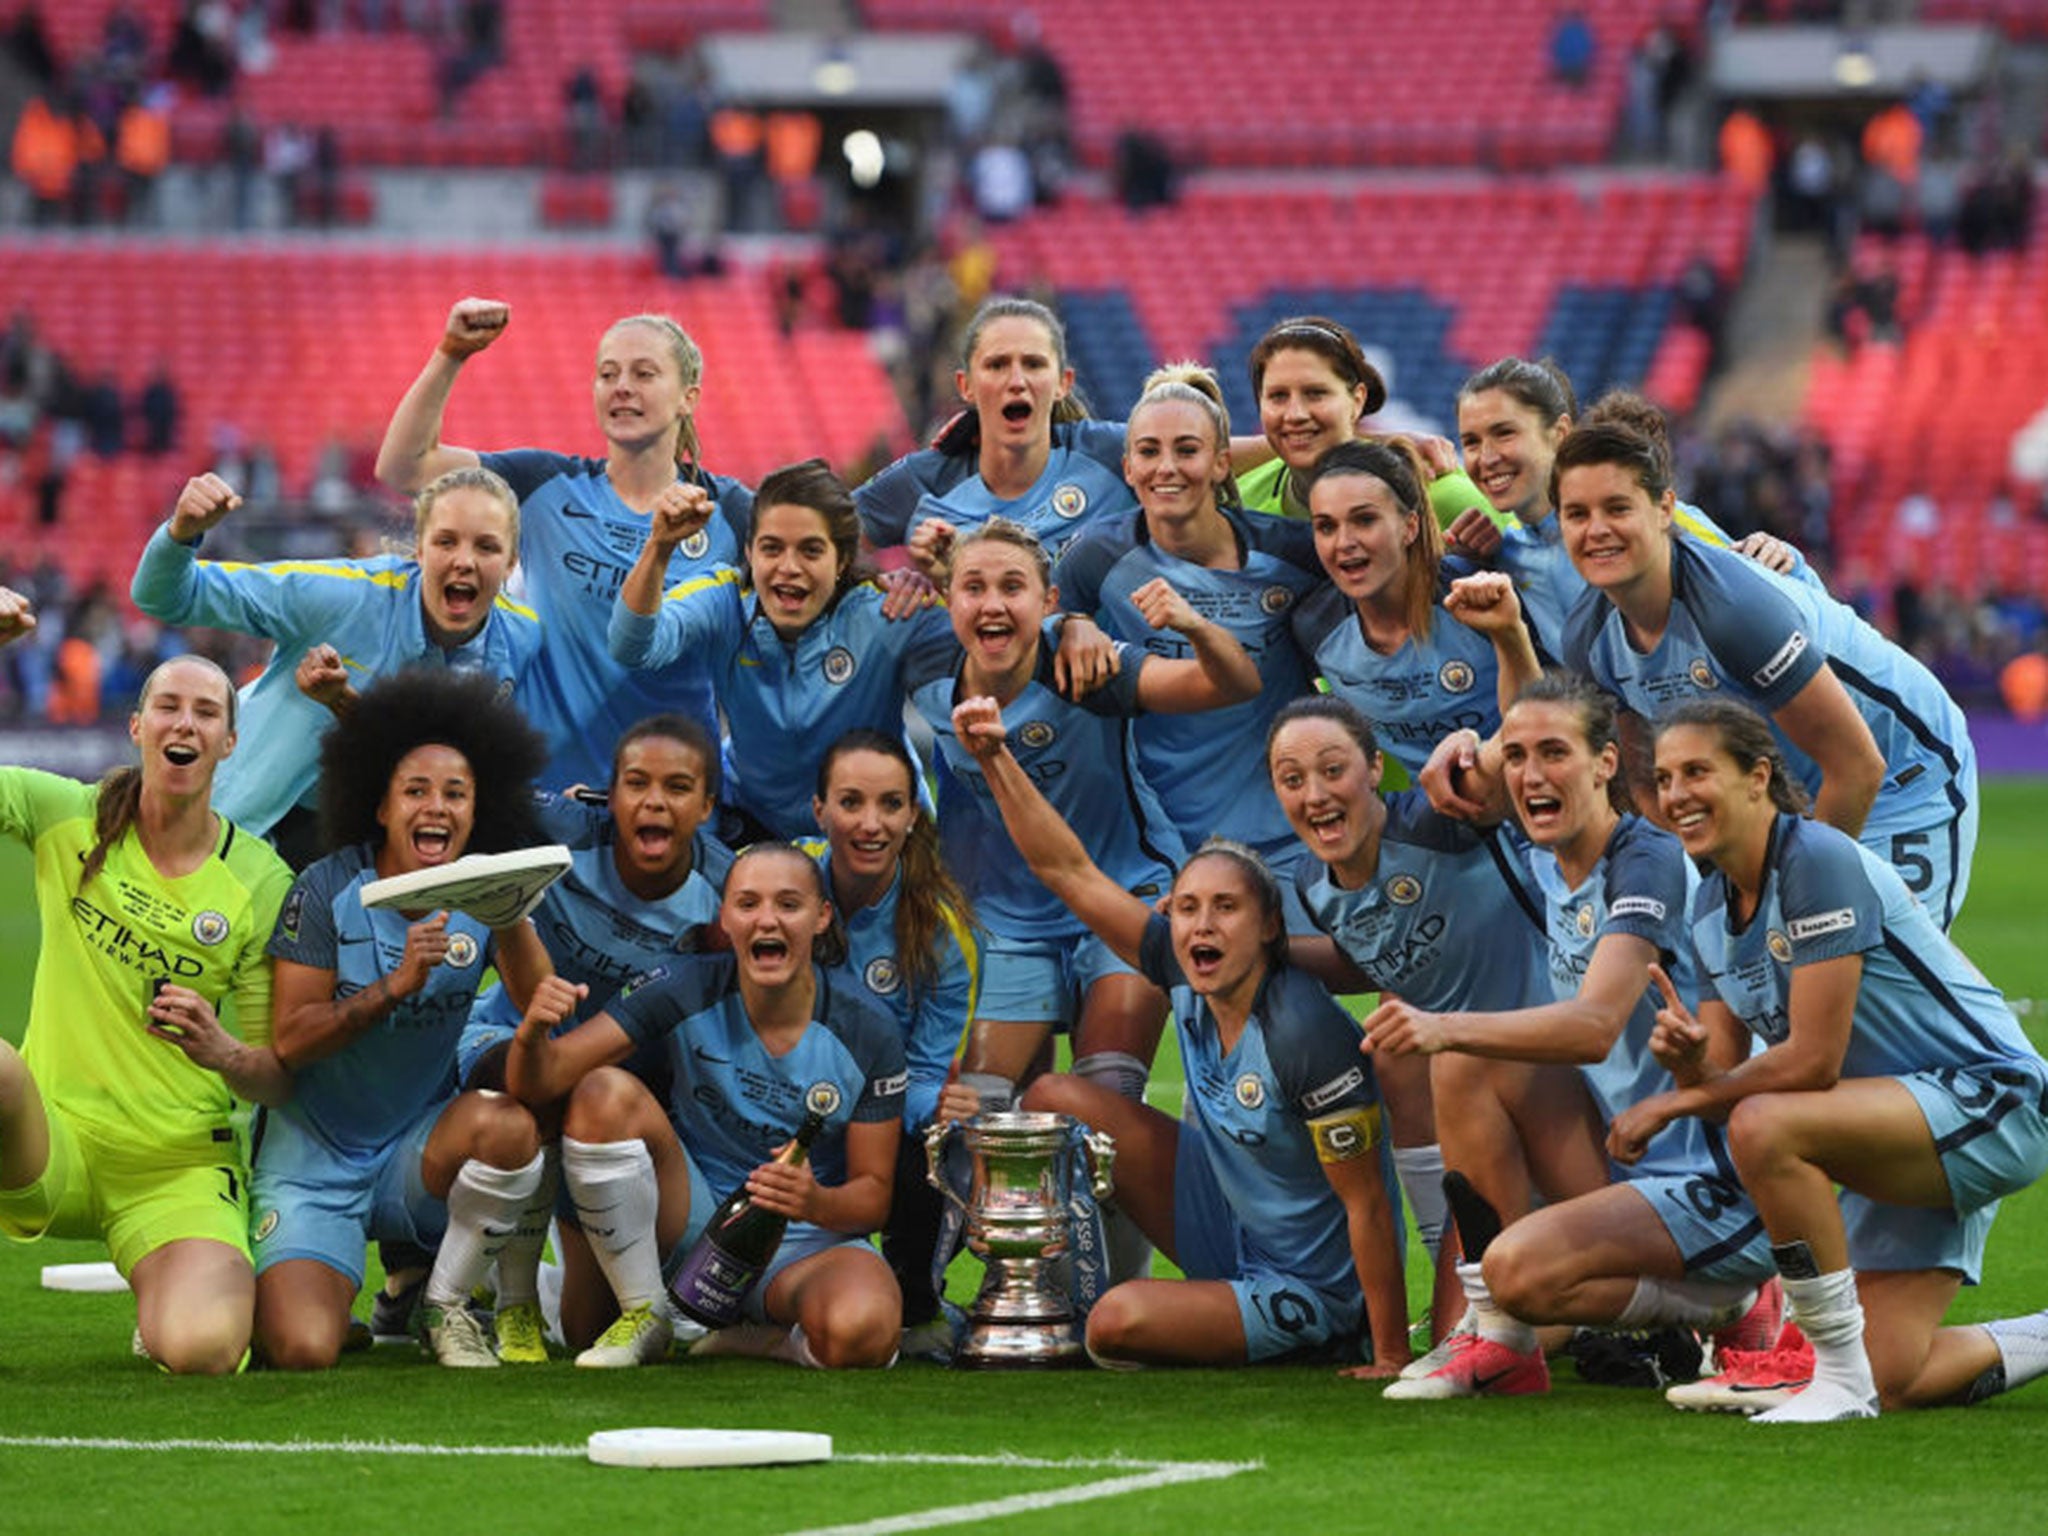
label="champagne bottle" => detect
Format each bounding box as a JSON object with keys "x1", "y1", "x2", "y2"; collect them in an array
[{"x1": 668, "y1": 1109, "x2": 827, "y2": 1328}]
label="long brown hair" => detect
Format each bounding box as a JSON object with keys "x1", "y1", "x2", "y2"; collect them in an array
[
  {"x1": 1302, "y1": 438, "x2": 1444, "y2": 639},
  {"x1": 815, "y1": 730, "x2": 976, "y2": 1000},
  {"x1": 82, "y1": 656, "x2": 237, "y2": 892},
  {"x1": 1655, "y1": 699, "x2": 1811, "y2": 815}
]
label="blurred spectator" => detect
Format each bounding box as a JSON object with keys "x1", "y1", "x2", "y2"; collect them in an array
[
  {"x1": 2002, "y1": 649, "x2": 2048, "y2": 724},
  {"x1": 4, "y1": 6, "x2": 58, "y2": 88},
  {"x1": 1550, "y1": 9, "x2": 1595, "y2": 88},
  {"x1": 115, "y1": 88, "x2": 173, "y2": 225},
  {"x1": 711, "y1": 107, "x2": 767, "y2": 232},
  {"x1": 138, "y1": 365, "x2": 181, "y2": 455},
  {"x1": 11, "y1": 94, "x2": 99, "y2": 225},
  {"x1": 969, "y1": 140, "x2": 1032, "y2": 223},
  {"x1": 565, "y1": 65, "x2": 607, "y2": 171},
  {"x1": 1894, "y1": 482, "x2": 1939, "y2": 540},
  {"x1": 1861, "y1": 101, "x2": 1921, "y2": 187},
  {"x1": 169, "y1": 1, "x2": 238, "y2": 97},
  {"x1": 264, "y1": 123, "x2": 313, "y2": 224},
  {"x1": 1113, "y1": 130, "x2": 1175, "y2": 211},
  {"x1": 1718, "y1": 108, "x2": 1773, "y2": 198},
  {"x1": 81, "y1": 376, "x2": 126, "y2": 459},
  {"x1": 1675, "y1": 254, "x2": 1727, "y2": 365},
  {"x1": 223, "y1": 109, "x2": 261, "y2": 228},
  {"x1": 647, "y1": 183, "x2": 717, "y2": 279},
  {"x1": 1959, "y1": 152, "x2": 2034, "y2": 255}
]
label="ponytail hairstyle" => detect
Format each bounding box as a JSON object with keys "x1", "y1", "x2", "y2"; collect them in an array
[
  {"x1": 1176, "y1": 838, "x2": 1288, "y2": 972},
  {"x1": 956, "y1": 295, "x2": 1093, "y2": 435},
  {"x1": 83, "y1": 656, "x2": 237, "y2": 893},
  {"x1": 1504, "y1": 670, "x2": 1631, "y2": 815},
  {"x1": 748, "y1": 457, "x2": 875, "y2": 607},
  {"x1": 602, "y1": 313, "x2": 706, "y2": 472},
  {"x1": 1654, "y1": 699, "x2": 1811, "y2": 815},
  {"x1": 1247, "y1": 315, "x2": 1388, "y2": 416},
  {"x1": 1302, "y1": 438, "x2": 1445, "y2": 640},
  {"x1": 1128, "y1": 360, "x2": 1240, "y2": 507},
  {"x1": 815, "y1": 729, "x2": 977, "y2": 1001},
  {"x1": 1458, "y1": 354, "x2": 1578, "y2": 431}
]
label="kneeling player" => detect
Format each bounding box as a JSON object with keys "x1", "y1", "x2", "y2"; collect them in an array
[
  {"x1": 253, "y1": 671, "x2": 555, "y2": 1369},
  {"x1": 510, "y1": 843, "x2": 904, "y2": 1369},
  {"x1": 955, "y1": 696, "x2": 1410, "y2": 1370}
]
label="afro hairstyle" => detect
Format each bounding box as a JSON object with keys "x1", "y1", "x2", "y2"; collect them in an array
[{"x1": 316, "y1": 667, "x2": 546, "y2": 857}]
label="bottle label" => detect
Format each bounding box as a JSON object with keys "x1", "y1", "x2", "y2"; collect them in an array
[{"x1": 668, "y1": 1237, "x2": 762, "y2": 1329}]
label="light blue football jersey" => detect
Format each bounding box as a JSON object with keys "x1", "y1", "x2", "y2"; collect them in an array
[
  {"x1": 1054, "y1": 505, "x2": 1322, "y2": 856},
  {"x1": 482, "y1": 450, "x2": 752, "y2": 789}
]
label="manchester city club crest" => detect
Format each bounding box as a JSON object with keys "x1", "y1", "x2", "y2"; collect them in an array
[
  {"x1": 1576, "y1": 904, "x2": 1596, "y2": 938},
  {"x1": 1234, "y1": 1073, "x2": 1266, "y2": 1109},
  {"x1": 1438, "y1": 659, "x2": 1475, "y2": 694},
  {"x1": 1018, "y1": 719, "x2": 1056, "y2": 750},
  {"x1": 446, "y1": 933, "x2": 480, "y2": 969},
  {"x1": 253, "y1": 1208, "x2": 279, "y2": 1243},
  {"x1": 1689, "y1": 659, "x2": 1720, "y2": 690},
  {"x1": 191, "y1": 910, "x2": 230, "y2": 946},
  {"x1": 805, "y1": 1081, "x2": 844, "y2": 1117},
  {"x1": 823, "y1": 646, "x2": 856, "y2": 685},
  {"x1": 864, "y1": 955, "x2": 901, "y2": 995},
  {"x1": 1051, "y1": 483, "x2": 1088, "y2": 520},
  {"x1": 1260, "y1": 585, "x2": 1293, "y2": 615},
  {"x1": 1385, "y1": 874, "x2": 1423, "y2": 905},
  {"x1": 681, "y1": 530, "x2": 710, "y2": 560},
  {"x1": 1767, "y1": 929, "x2": 1793, "y2": 964}
]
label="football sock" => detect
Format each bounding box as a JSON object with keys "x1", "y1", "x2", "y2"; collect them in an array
[
  {"x1": 1075, "y1": 1053, "x2": 1154, "y2": 1284},
  {"x1": 490, "y1": 1143, "x2": 559, "y2": 1311},
  {"x1": 1442, "y1": 1170, "x2": 1503, "y2": 1262},
  {"x1": 1614, "y1": 1276, "x2": 1755, "y2": 1331},
  {"x1": 563, "y1": 1136, "x2": 662, "y2": 1309},
  {"x1": 1975, "y1": 1309, "x2": 2048, "y2": 1400},
  {"x1": 1779, "y1": 1267, "x2": 1875, "y2": 1401},
  {"x1": 1461, "y1": 1258, "x2": 1536, "y2": 1353},
  {"x1": 426, "y1": 1152, "x2": 544, "y2": 1309},
  {"x1": 1393, "y1": 1143, "x2": 1448, "y2": 1263}
]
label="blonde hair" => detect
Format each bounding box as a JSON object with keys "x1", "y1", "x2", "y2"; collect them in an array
[
  {"x1": 603, "y1": 314, "x2": 706, "y2": 469},
  {"x1": 1128, "y1": 361, "x2": 1239, "y2": 506},
  {"x1": 413, "y1": 465, "x2": 520, "y2": 551}
]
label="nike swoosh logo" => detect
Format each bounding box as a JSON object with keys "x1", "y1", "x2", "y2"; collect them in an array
[
  {"x1": 693, "y1": 1047, "x2": 730, "y2": 1064},
  {"x1": 1473, "y1": 1371, "x2": 1516, "y2": 1390},
  {"x1": 578, "y1": 1201, "x2": 620, "y2": 1215},
  {"x1": 481, "y1": 1224, "x2": 516, "y2": 1239}
]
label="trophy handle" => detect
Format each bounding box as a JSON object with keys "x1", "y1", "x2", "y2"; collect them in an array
[
  {"x1": 925, "y1": 1120, "x2": 968, "y2": 1211},
  {"x1": 1083, "y1": 1128, "x2": 1116, "y2": 1202}
]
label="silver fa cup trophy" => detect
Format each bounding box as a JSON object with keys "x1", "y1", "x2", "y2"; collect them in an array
[{"x1": 927, "y1": 1110, "x2": 1116, "y2": 1368}]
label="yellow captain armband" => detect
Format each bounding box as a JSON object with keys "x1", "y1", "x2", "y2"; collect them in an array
[{"x1": 1307, "y1": 1103, "x2": 1383, "y2": 1164}]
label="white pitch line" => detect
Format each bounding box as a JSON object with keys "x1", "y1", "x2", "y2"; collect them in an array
[
  {"x1": 0, "y1": 1435, "x2": 1262, "y2": 1532},
  {"x1": 783, "y1": 1459, "x2": 1261, "y2": 1536}
]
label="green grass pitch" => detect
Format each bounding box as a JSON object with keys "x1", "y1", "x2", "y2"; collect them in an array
[{"x1": 2, "y1": 785, "x2": 2047, "y2": 1533}]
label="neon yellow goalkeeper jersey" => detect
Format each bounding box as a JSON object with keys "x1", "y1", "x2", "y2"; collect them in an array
[{"x1": 2, "y1": 768, "x2": 291, "y2": 1157}]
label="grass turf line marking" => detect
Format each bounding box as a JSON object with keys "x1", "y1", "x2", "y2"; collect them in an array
[
  {"x1": 784, "y1": 1458, "x2": 1260, "y2": 1536},
  {"x1": 0, "y1": 1436, "x2": 1260, "y2": 1532}
]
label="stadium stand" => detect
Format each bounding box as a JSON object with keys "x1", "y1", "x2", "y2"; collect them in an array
[
  {"x1": 986, "y1": 178, "x2": 1749, "y2": 421},
  {"x1": 0, "y1": 243, "x2": 909, "y2": 588},
  {"x1": 1802, "y1": 202, "x2": 2048, "y2": 599}
]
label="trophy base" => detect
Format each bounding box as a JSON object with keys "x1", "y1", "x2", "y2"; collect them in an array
[{"x1": 952, "y1": 1320, "x2": 1088, "y2": 1370}]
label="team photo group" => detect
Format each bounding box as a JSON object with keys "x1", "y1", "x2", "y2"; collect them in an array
[{"x1": 4, "y1": 290, "x2": 2046, "y2": 1427}]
